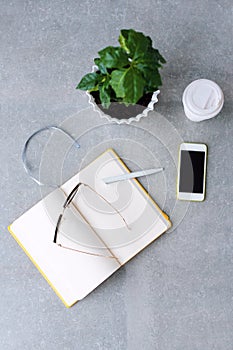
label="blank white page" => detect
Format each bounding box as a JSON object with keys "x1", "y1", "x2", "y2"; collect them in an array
[{"x1": 9, "y1": 188, "x2": 120, "y2": 307}]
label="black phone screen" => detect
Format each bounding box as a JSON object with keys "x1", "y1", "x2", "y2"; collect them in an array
[{"x1": 179, "y1": 150, "x2": 205, "y2": 193}]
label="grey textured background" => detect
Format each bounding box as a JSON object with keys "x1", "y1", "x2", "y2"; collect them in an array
[{"x1": 1, "y1": 1, "x2": 233, "y2": 349}]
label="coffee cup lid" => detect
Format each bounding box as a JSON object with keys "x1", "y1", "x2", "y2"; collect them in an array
[{"x1": 182, "y1": 79, "x2": 224, "y2": 121}]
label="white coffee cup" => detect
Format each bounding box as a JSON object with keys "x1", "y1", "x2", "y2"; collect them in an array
[{"x1": 182, "y1": 79, "x2": 224, "y2": 122}]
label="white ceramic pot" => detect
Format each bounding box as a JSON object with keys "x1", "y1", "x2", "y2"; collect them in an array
[{"x1": 86, "y1": 66, "x2": 160, "y2": 124}]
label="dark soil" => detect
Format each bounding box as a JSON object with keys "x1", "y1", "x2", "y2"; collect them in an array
[{"x1": 90, "y1": 91, "x2": 153, "y2": 120}]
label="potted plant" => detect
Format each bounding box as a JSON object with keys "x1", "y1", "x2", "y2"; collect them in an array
[{"x1": 76, "y1": 29, "x2": 166, "y2": 124}]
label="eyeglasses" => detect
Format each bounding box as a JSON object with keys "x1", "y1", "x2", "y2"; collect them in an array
[{"x1": 53, "y1": 182, "x2": 130, "y2": 258}]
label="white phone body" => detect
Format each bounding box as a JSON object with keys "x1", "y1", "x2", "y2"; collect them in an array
[{"x1": 177, "y1": 142, "x2": 207, "y2": 201}]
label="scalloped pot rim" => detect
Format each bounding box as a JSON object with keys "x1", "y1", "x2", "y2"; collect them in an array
[
  {"x1": 87, "y1": 90, "x2": 160, "y2": 124},
  {"x1": 86, "y1": 65, "x2": 160, "y2": 124}
]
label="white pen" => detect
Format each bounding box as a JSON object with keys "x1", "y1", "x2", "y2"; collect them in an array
[{"x1": 103, "y1": 168, "x2": 164, "y2": 184}]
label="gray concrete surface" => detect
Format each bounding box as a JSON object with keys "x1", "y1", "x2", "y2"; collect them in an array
[{"x1": 1, "y1": 1, "x2": 233, "y2": 349}]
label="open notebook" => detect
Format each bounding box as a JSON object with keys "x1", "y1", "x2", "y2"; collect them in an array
[{"x1": 8, "y1": 149, "x2": 171, "y2": 307}]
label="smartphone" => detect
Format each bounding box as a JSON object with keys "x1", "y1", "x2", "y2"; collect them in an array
[{"x1": 177, "y1": 142, "x2": 207, "y2": 201}]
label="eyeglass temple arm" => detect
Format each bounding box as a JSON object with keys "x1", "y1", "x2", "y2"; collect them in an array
[
  {"x1": 64, "y1": 183, "x2": 83, "y2": 208},
  {"x1": 53, "y1": 183, "x2": 83, "y2": 244},
  {"x1": 53, "y1": 214, "x2": 62, "y2": 243}
]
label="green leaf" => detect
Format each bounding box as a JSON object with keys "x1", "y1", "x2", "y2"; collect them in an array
[
  {"x1": 152, "y1": 48, "x2": 166, "y2": 64},
  {"x1": 110, "y1": 70, "x2": 126, "y2": 98},
  {"x1": 119, "y1": 29, "x2": 152, "y2": 59},
  {"x1": 94, "y1": 58, "x2": 108, "y2": 74},
  {"x1": 136, "y1": 59, "x2": 160, "y2": 72},
  {"x1": 118, "y1": 31, "x2": 130, "y2": 54},
  {"x1": 133, "y1": 48, "x2": 165, "y2": 90},
  {"x1": 98, "y1": 46, "x2": 129, "y2": 69},
  {"x1": 99, "y1": 77, "x2": 111, "y2": 108},
  {"x1": 123, "y1": 68, "x2": 145, "y2": 104},
  {"x1": 143, "y1": 68, "x2": 162, "y2": 92},
  {"x1": 76, "y1": 72, "x2": 103, "y2": 90},
  {"x1": 110, "y1": 67, "x2": 145, "y2": 104},
  {"x1": 135, "y1": 51, "x2": 166, "y2": 72},
  {"x1": 147, "y1": 47, "x2": 166, "y2": 64}
]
